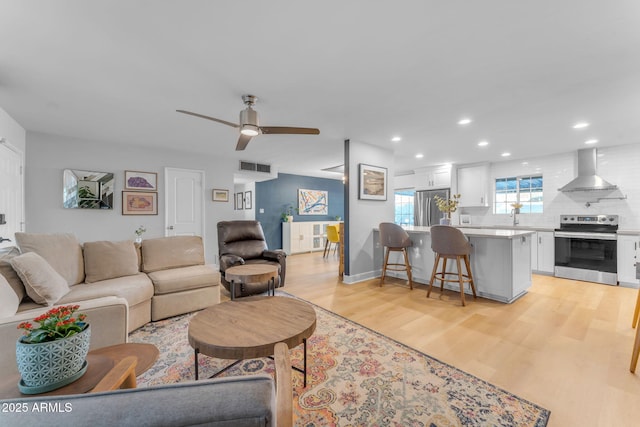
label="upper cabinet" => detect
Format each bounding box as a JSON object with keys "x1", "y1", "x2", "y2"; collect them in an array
[
  {"x1": 394, "y1": 173, "x2": 416, "y2": 190},
  {"x1": 414, "y1": 165, "x2": 451, "y2": 190},
  {"x1": 393, "y1": 165, "x2": 452, "y2": 191},
  {"x1": 457, "y1": 164, "x2": 490, "y2": 207}
]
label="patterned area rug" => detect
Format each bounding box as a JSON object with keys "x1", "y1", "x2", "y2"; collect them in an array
[{"x1": 130, "y1": 294, "x2": 550, "y2": 426}]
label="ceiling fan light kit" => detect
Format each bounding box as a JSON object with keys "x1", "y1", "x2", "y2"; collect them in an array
[{"x1": 176, "y1": 94, "x2": 320, "y2": 151}]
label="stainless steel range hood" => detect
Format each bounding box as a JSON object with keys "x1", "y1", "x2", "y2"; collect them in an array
[{"x1": 558, "y1": 148, "x2": 617, "y2": 192}]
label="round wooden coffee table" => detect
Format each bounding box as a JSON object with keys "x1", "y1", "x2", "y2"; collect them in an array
[
  {"x1": 188, "y1": 296, "x2": 316, "y2": 386},
  {"x1": 225, "y1": 264, "x2": 279, "y2": 299}
]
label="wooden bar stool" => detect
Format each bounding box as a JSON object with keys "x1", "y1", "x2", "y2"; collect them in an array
[
  {"x1": 379, "y1": 222, "x2": 413, "y2": 289},
  {"x1": 631, "y1": 286, "x2": 640, "y2": 372},
  {"x1": 428, "y1": 225, "x2": 477, "y2": 306}
]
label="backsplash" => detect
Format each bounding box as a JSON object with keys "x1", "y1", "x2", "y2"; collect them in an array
[{"x1": 458, "y1": 143, "x2": 640, "y2": 230}]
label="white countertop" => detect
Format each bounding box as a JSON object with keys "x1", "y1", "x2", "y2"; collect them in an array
[{"x1": 396, "y1": 225, "x2": 536, "y2": 239}]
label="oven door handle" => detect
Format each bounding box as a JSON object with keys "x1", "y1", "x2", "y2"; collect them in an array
[{"x1": 554, "y1": 231, "x2": 617, "y2": 240}]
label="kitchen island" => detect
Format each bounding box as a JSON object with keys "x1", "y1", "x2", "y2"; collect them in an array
[{"x1": 373, "y1": 226, "x2": 535, "y2": 303}]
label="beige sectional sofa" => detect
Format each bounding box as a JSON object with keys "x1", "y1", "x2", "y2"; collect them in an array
[{"x1": 0, "y1": 233, "x2": 220, "y2": 375}]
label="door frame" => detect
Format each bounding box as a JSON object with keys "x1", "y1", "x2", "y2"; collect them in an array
[
  {"x1": 0, "y1": 139, "x2": 25, "y2": 247},
  {"x1": 164, "y1": 167, "x2": 205, "y2": 238}
]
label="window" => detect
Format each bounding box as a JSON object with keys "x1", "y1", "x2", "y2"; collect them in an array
[
  {"x1": 394, "y1": 190, "x2": 415, "y2": 225},
  {"x1": 494, "y1": 175, "x2": 543, "y2": 214}
]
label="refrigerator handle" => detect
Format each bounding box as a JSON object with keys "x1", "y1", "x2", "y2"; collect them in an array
[{"x1": 427, "y1": 199, "x2": 431, "y2": 226}]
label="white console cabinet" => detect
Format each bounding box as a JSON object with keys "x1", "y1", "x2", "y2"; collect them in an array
[{"x1": 282, "y1": 221, "x2": 340, "y2": 255}]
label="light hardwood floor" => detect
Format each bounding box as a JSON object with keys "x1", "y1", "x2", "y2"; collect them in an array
[{"x1": 261, "y1": 252, "x2": 640, "y2": 427}]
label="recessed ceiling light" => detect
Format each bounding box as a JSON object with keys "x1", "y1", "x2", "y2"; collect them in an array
[
  {"x1": 573, "y1": 122, "x2": 590, "y2": 129},
  {"x1": 522, "y1": 161, "x2": 529, "y2": 165},
  {"x1": 415, "y1": 153, "x2": 424, "y2": 159},
  {"x1": 501, "y1": 152, "x2": 511, "y2": 157},
  {"x1": 391, "y1": 136, "x2": 401, "y2": 142},
  {"x1": 477, "y1": 140, "x2": 489, "y2": 147},
  {"x1": 584, "y1": 139, "x2": 598, "y2": 145},
  {"x1": 458, "y1": 118, "x2": 472, "y2": 126}
]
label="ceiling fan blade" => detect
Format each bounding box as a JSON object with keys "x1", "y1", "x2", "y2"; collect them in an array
[
  {"x1": 176, "y1": 110, "x2": 239, "y2": 129},
  {"x1": 260, "y1": 126, "x2": 320, "y2": 135},
  {"x1": 236, "y1": 134, "x2": 253, "y2": 151}
]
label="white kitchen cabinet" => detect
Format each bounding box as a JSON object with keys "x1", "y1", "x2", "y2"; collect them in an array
[
  {"x1": 535, "y1": 231, "x2": 555, "y2": 274},
  {"x1": 414, "y1": 165, "x2": 451, "y2": 190},
  {"x1": 394, "y1": 173, "x2": 416, "y2": 190},
  {"x1": 530, "y1": 231, "x2": 539, "y2": 270},
  {"x1": 457, "y1": 164, "x2": 489, "y2": 207},
  {"x1": 617, "y1": 234, "x2": 640, "y2": 286},
  {"x1": 282, "y1": 221, "x2": 340, "y2": 255}
]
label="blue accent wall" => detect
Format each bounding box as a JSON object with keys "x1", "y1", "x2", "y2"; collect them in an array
[{"x1": 256, "y1": 173, "x2": 344, "y2": 249}]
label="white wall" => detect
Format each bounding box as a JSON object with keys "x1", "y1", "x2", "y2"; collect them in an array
[
  {"x1": 459, "y1": 143, "x2": 640, "y2": 229},
  {"x1": 25, "y1": 132, "x2": 237, "y2": 263},
  {"x1": 0, "y1": 107, "x2": 26, "y2": 153},
  {"x1": 344, "y1": 140, "x2": 395, "y2": 283},
  {"x1": 232, "y1": 182, "x2": 255, "y2": 220}
]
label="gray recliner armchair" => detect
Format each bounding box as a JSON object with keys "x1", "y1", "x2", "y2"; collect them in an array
[{"x1": 217, "y1": 220, "x2": 287, "y2": 297}]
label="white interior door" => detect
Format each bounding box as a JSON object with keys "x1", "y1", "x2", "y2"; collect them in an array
[
  {"x1": 165, "y1": 167, "x2": 204, "y2": 237},
  {"x1": 0, "y1": 143, "x2": 24, "y2": 248}
]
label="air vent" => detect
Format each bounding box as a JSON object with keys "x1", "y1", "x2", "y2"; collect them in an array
[{"x1": 239, "y1": 161, "x2": 271, "y2": 174}]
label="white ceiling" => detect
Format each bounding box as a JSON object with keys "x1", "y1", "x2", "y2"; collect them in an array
[{"x1": 2, "y1": 1, "x2": 640, "y2": 180}]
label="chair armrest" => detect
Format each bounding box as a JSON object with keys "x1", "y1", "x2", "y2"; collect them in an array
[
  {"x1": 219, "y1": 254, "x2": 245, "y2": 271},
  {"x1": 274, "y1": 342, "x2": 292, "y2": 427},
  {"x1": 263, "y1": 249, "x2": 287, "y2": 262},
  {"x1": 92, "y1": 356, "x2": 138, "y2": 392}
]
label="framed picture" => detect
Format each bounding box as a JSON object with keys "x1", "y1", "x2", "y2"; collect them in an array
[
  {"x1": 212, "y1": 189, "x2": 229, "y2": 202},
  {"x1": 298, "y1": 188, "x2": 328, "y2": 215},
  {"x1": 235, "y1": 192, "x2": 244, "y2": 210},
  {"x1": 124, "y1": 170, "x2": 157, "y2": 191},
  {"x1": 244, "y1": 191, "x2": 252, "y2": 210},
  {"x1": 122, "y1": 191, "x2": 158, "y2": 215},
  {"x1": 359, "y1": 163, "x2": 387, "y2": 201}
]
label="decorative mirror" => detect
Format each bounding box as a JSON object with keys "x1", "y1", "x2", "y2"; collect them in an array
[{"x1": 63, "y1": 169, "x2": 114, "y2": 209}]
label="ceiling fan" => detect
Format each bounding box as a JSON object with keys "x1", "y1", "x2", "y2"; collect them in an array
[{"x1": 177, "y1": 95, "x2": 320, "y2": 151}]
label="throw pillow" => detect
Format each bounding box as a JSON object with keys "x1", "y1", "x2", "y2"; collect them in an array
[
  {"x1": 0, "y1": 274, "x2": 20, "y2": 317},
  {"x1": 0, "y1": 247, "x2": 26, "y2": 301},
  {"x1": 10, "y1": 252, "x2": 70, "y2": 306},
  {"x1": 83, "y1": 240, "x2": 139, "y2": 283},
  {"x1": 14, "y1": 232, "x2": 85, "y2": 286}
]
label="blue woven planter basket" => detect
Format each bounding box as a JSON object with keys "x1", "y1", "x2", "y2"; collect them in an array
[{"x1": 16, "y1": 325, "x2": 91, "y2": 392}]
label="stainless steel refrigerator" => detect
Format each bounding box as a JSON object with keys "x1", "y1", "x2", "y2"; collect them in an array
[{"x1": 414, "y1": 188, "x2": 450, "y2": 226}]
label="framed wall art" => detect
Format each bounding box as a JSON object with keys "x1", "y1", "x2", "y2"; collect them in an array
[
  {"x1": 298, "y1": 188, "x2": 328, "y2": 215},
  {"x1": 212, "y1": 189, "x2": 229, "y2": 202},
  {"x1": 244, "y1": 191, "x2": 252, "y2": 210},
  {"x1": 358, "y1": 163, "x2": 387, "y2": 201},
  {"x1": 235, "y1": 192, "x2": 244, "y2": 210},
  {"x1": 124, "y1": 170, "x2": 157, "y2": 191},
  {"x1": 122, "y1": 191, "x2": 158, "y2": 215}
]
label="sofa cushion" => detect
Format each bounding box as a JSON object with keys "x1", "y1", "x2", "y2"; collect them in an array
[
  {"x1": 83, "y1": 240, "x2": 139, "y2": 283},
  {"x1": 15, "y1": 232, "x2": 85, "y2": 286},
  {"x1": 10, "y1": 252, "x2": 70, "y2": 306},
  {"x1": 0, "y1": 247, "x2": 26, "y2": 301},
  {"x1": 141, "y1": 236, "x2": 205, "y2": 273},
  {"x1": 58, "y1": 272, "x2": 154, "y2": 308},
  {"x1": 147, "y1": 265, "x2": 218, "y2": 295},
  {"x1": 0, "y1": 274, "x2": 20, "y2": 317}
]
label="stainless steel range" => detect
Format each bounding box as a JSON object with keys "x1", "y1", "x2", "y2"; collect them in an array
[{"x1": 554, "y1": 214, "x2": 618, "y2": 285}]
